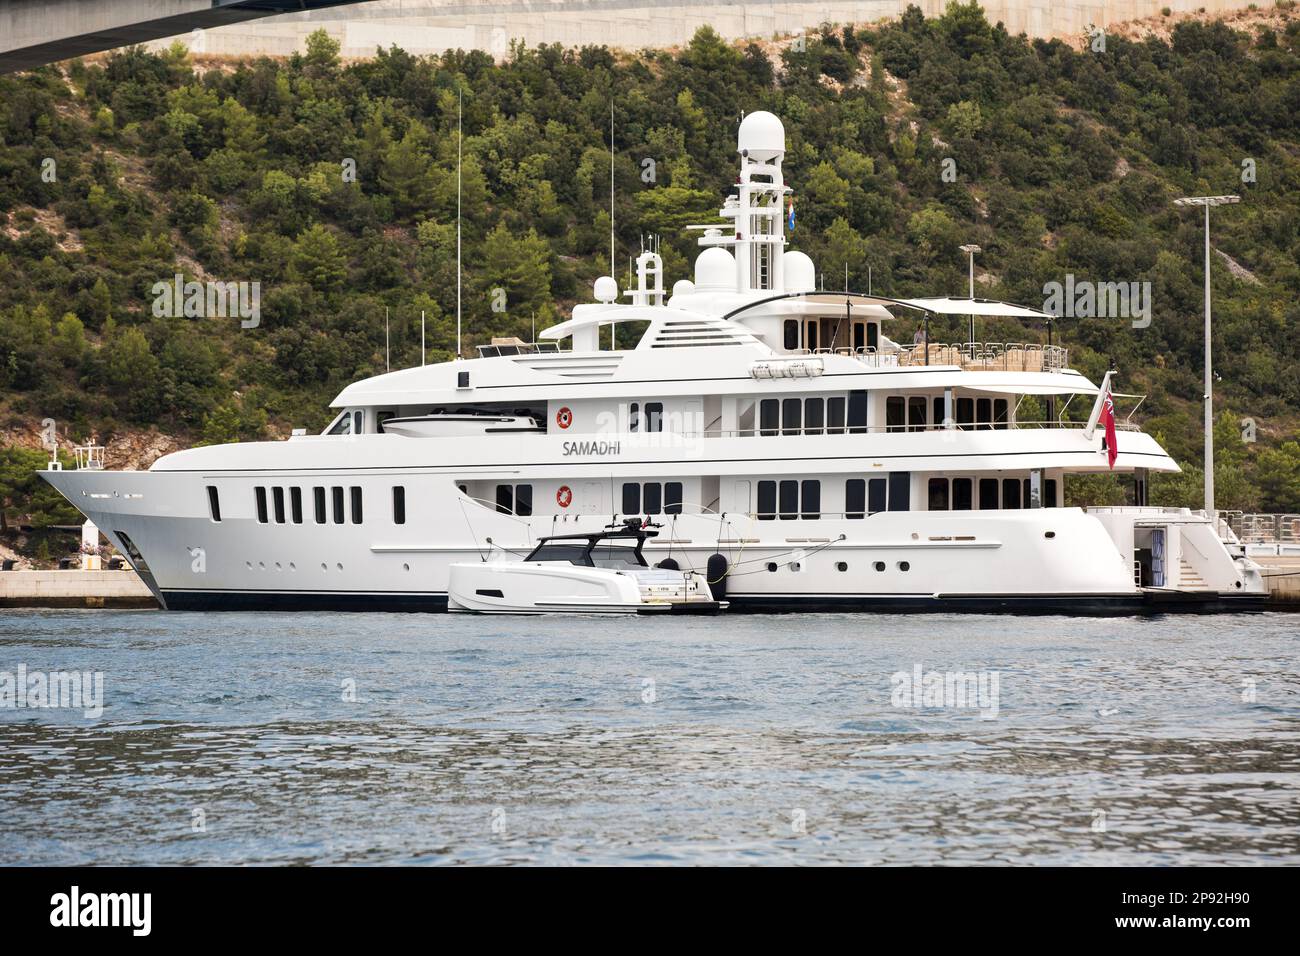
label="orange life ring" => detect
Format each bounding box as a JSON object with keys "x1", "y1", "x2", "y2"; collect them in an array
[
  {"x1": 556, "y1": 406, "x2": 573, "y2": 429},
  {"x1": 556, "y1": 485, "x2": 572, "y2": 508}
]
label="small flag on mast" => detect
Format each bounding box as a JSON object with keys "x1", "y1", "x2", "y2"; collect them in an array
[{"x1": 787, "y1": 199, "x2": 796, "y2": 232}]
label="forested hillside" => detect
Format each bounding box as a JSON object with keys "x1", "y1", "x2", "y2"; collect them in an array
[{"x1": 2, "y1": 1, "x2": 1300, "y2": 541}]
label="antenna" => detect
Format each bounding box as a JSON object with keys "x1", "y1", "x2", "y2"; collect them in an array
[
  {"x1": 456, "y1": 85, "x2": 463, "y2": 360},
  {"x1": 421, "y1": 310, "x2": 426, "y2": 366},
  {"x1": 609, "y1": 99, "x2": 615, "y2": 277},
  {"x1": 385, "y1": 306, "x2": 390, "y2": 371}
]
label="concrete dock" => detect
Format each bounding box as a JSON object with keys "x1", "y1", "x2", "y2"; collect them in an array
[{"x1": 0, "y1": 570, "x2": 158, "y2": 608}]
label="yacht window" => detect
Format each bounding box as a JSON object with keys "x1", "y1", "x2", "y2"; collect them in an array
[
  {"x1": 326, "y1": 412, "x2": 352, "y2": 436},
  {"x1": 933, "y1": 397, "x2": 946, "y2": 428},
  {"x1": 760, "y1": 399, "x2": 779, "y2": 436},
  {"x1": 783, "y1": 320, "x2": 799, "y2": 351},
  {"x1": 255, "y1": 486, "x2": 268, "y2": 524},
  {"x1": 332, "y1": 486, "x2": 344, "y2": 524},
  {"x1": 643, "y1": 483, "x2": 662, "y2": 516},
  {"x1": 852, "y1": 321, "x2": 866, "y2": 351},
  {"x1": 1045, "y1": 478, "x2": 1058, "y2": 508},
  {"x1": 957, "y1": 398, "x2": 975, "y2": 427},
  {"x1": 886, "y1": 396, "x2": 906, "y2": 432},
  {"x1": 848, "y1": 391, "x2": 868, "y2": 433},
  {"x1": 622, "y1": 483, "x2": 640, "y2": 515},
  {"x1": 928, "y1": 478, "x2": 949, "y2": 511},
  {"x1": 846, "y1": 479, "x2": 865, "y2": 519},
  {"x1": 1023, "y1": 478, "x2": 1032, "y2": 509},
  {"x1": 206, "y1": 485, "x2": 221, "y2": 522},
  {"x1": 528, "y1": 543, "x2": 591, "y2": 565},
  {"x1": 665, "y1": 482, "x2": 683, "y2": 515},
  {"x1": 1003, "y1": 478, "x2": 1022, "y2": 510},
  {"x1": 887, "y1": 472, "x2": 910, "y2": 512},
  {"x1": 377, "y1": 410, "x2": 396, "y2": 432},
  {"x1": 805, "y1": 321, "x2": 818, "y2": 351},
  {"x1": 591, "y1": 544, "x2": 644, "y2": 569},
  {"x1": 953, "y1": 478, "x2": 973, "y2": 510},
  {"x1": 976, "y1": 398, "x2": 993, "y2": 430},
  {"x1": 350, "y1": 486, "x2": 363, "y2": 524},
  {"x1": 867, "y1": 323, "x2": 879, "y2": 351},
  {"x1": 782, "y1": 398, "x2": 802, "y2": 436},
  {"x1": 979, "y1": 478, "x2": 999, "y2": 510},
  {"x1": 994, "y1": 399, "x2": 1009, "y2": 430},
  {"x1": 290, "y1": 487, "x2": 303, "y2": 524},
  {"x1": 737, "y1": 401, "x2": 756, "y2": 437},
  {"x1": 827, "y1": 397, "x2": 846, "y2": 434},
  {"x1": 272, "y1": 486, "x2": 285, "y2": 524},
  {"x1": 868, "y1": 477, "x2": 887, "y2": 514},
  {"x1": 515, "y1": 484, "x2": 533, "y2": 517},
  {"x1": 801, "y1": 480, "x2": 820, "y2": 520},
  {"x1": 352, "y1": 410, "x2": 364, "y2": 434},
  {"x1": 646, "y1": 402, "x2": 663, "y2": 433},
  {"x1": 757, "y1": 480, "x2": 777, "y2": 520},
  {"x1": 393, "y1": 486, "x2": 406, "y2": 525},
  {"x1": 908, "y1": 397, "x2": 928, "y2": 432},
  {"x1": 629, "y1": 402, "x2": 640, "y2": 433},
  {"x1": 314, "y1": 486, "x2": 326, "y2": 524},
  {"x1": 778, "y1": 480, "x2": 798, "y2": 520},
  {"x1": 805, "y1": 398, "x2": 824, "y2": 435},
  {"x1": 496, "y1": 484, "x2": 514, "y2": 515}
]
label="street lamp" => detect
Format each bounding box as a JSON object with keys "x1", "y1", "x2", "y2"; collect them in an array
[
  {"x1": 959, "y1": 244, "x2": 981, "y2": 346},
  {"x1": 1173, "y1": 194, "x2": 1240, "y2": 521}
]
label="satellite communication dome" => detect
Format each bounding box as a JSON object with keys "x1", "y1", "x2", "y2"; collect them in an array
[
  {"x1": 672, "y1": 279, "x2": 696, "y2": 297},
  {"x1": 782, "y1": 251, "x2": 816, "y2": 293},
  {"x1": 737, "y1": 111, "x2": 785, "y2": 160},
  {"x1": 593, "y1": 275, "x2": 619, "y2": 303},
  {"x1": 694, "y1": 247, "x2": 736, "y2": 291}
]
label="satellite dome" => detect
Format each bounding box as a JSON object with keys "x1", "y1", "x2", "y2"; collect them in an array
[
  {"x1": 672, "y1": 279, "x2": 696, "y2": 297},
  {"x1": 593, "y1": 275, "x2": 619, "y2": 303},
  {"x1": 783, "y1": 251, "x2": 816, "y2": 293},
  {"x1": 694, "y1": 247, "x2": 736, "y2": 291},
  {"x1": 737, "y1": 111, "x2": 785, "y2": 160}
]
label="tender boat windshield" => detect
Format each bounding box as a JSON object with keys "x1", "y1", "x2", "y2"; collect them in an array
[
  {"x1": 526, "y1": 543, "x2": 592, "y2": 565},
  {"x1": 590, "y1": 545, "x2": 644, "y2": 569}
]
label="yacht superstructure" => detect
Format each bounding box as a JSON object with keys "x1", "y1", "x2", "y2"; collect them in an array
[{"x1": 41, "y1": 112, "x2": 1266, "y2": 614}]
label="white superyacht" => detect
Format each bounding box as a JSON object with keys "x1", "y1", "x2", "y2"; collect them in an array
[{"x1": 42, "y1": 112, "x2": 1266, "y2": 614}]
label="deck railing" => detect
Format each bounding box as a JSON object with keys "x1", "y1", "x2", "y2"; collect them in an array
[
  {"x1": 1221, "y1": 512, "x2": 1300, "y2": 544},
  {"x1": 794, "y1": 342, "x2": 1069, "y2": 372}
]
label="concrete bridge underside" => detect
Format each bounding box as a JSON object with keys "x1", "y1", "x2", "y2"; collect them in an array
[{"x1": 0, "y1": 0, "x2": 361, "y2": 73}]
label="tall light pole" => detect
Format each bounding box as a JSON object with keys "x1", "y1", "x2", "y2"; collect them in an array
[
  {"x1": 1173, "y1": 194, "x2": 1239, "y2": 521},
  {"x1": 959, "y1": 244, "x2": 981, "y2": 346}
]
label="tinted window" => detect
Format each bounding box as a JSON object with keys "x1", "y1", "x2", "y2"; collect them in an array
[
  {"x1": 908, "y1": 396, "x2": 927, "y2": 432},
  {"x1": 994, "y1": 398, "x2": 1009, "y2": 430},
  {"x1": 622, "y1": 482, "x2": 640, "y2": 515},
  {"x1": 350, "y1": 486, "x2": 363, "y2": 524},
  {"x1": 979, "y1": 478, "x2": 999, "y2": 510},
  {"x1": 848, "y1": 391, "x2": 868, "y2": 433},
  {"x1": 782, "y1": 398, "x2": 801, "y2": 436},
  {"x1": 805, "y1": 398, "x2": 824, "y2": 435},
  {"x1": 757, "y1": 480, "x2": 777, "y2": 520},
  {"x1": 290, "y1": 486, "x2": 303, "y2": 524},
  {"x1": 801, "y1": 480, "x2": 820, "y2": 520},
  {"x1": 255, "y1": 486, "x2": 268, "y2": 524},
  {"x1": 314, "y1": 486, "x2": 326, "y2": 524},
  {"x1": 393, "y1": 486, "x2": 406, "y2": 524},
  {"x1": 868, "y1": 478, "x2": 887, "y2": 515},
  {"x1": 643, "y1": 482, "x2": 662, "y2": 516},
  {"x1": 646, "y1": 402, "x2": 663, "y2": 432},
  {"x1": 1045, "y1": 478, "x2": 1058, "y2": 508},
  {"x1": 1003, "y1": 478, "x2": 1022, "y2": 509},
  {"x1": 515, "y1": 484, "x2": 532, "y2": 517},
  {"x1": 827, "y1": 397, "x2": 846, "y2": 434},
  {"x1": 760, "y1": 399, "x2": 779, "y2": 436},
  {"x1": 846, "y1": 479, "x2": 865, "y2": 519},
  {"x1": 783, "y1": 319, "x2": 798, "y2": 350},
  {"x1": 778, "y1": 480, "x2": 798, "y2": 520},
  {"x1": 886, "y1": 396, "x2": 905, "y2": 431},
  {"x1": 928, "y1": 478, "x2": 949, "y2": 511},
  {"x1": 887, "y1": 472, "x2": 910, "y2": 512},
  {"x1": 496, "y1": 484, "x2": 513, "y2": 515},
  {"x1": 957, "y1": 398, "x2": 975, "y2": 426},
  {"x1": 953, "y1": 478, "x2": 973, "y2": 510},
  {"x1": 272, "y1": 486, "x2": 285, "y2": 523},
  {"x1": 332, "y1": 486, "x2": 344, "y2": 524},
  {"x1": 665, "y1": 482, "x2": 683, "y2": 515},
  {"x1": 206, "y1": 485, "x2": 221, "y2": 522}
]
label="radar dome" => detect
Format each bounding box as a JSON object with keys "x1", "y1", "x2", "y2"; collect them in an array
[
  {"x1": 783, "y1": 251, "x2": 816, "y2": 293},
  {"x1": 737, "y1": 111, "x2": 785, "y2": 160},
  {"x1": 593, "y1": 275, "x2": 619, "y2": 303},
  {"x1": 672, "y1": 279, "x2": 696, "y2": 297},
  {"x1": 694, "y1": 247, "x2": 736, "y2": 291}
]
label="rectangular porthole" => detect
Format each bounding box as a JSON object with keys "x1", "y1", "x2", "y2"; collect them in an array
[
  {"x1": 206, "y1": 485, "x2": 221, "y2": 522},
  {"x1": 290, "y1": 487, "x2": 303, "y2": 524},
  {"x1": 393, "y1": 486, "x2": 406, "y2": 525},
  {"x1": 272, "y1": 486, "x2": 285, "y2": 524},
  {"x1": 332, "y1": 486, "x2": 344, "y2": 524},
  {"x1": 255, "y1": 486, "x2": 268, "y2": 524},
  {"x1": 314, "y1": 486, "x2": 326, "y2": 524},
  {"x1": 350, "y1": 486, "x2": 363, "y2": 524}
]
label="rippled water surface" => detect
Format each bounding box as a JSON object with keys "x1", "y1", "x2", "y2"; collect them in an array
[{"x1": 1, "y1": 610, "x2": 1298, "y2": 865}]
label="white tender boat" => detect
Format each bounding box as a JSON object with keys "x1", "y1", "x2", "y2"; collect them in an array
[{"x1": 448, "y1": 520, "x2": 725, "y2": 614}]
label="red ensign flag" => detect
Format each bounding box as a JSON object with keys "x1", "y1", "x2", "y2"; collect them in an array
[{"x1": 1102, "y1": 390, "x2": 1118, "y2": 469}]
